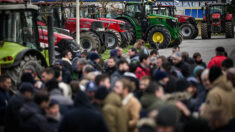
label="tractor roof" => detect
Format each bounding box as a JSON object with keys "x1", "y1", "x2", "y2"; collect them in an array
[
  {"x1": 0, "y1": 4, "x2": 38, "y2": 10},
  {"x1": 205, "y1": 3, "x2": 230, "y2": 6}
]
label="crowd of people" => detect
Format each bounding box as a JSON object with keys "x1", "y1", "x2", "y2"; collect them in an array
[{"x1": 0, "y1": 40, "x2": 235, "y2": 132}]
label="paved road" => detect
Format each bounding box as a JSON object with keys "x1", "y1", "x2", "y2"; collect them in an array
[{"x1": 158, "y1": 36, "x2": 235, "y2": 64}]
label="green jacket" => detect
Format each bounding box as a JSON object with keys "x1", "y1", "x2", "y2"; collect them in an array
[{"x1": 140, "y1": 93, "x2": 164, "y2": 112}]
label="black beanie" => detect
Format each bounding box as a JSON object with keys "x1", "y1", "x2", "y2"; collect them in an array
[
  {"x1": 175, "y1": 79, "x2": 190, "y2": 92},
  {"x1": 19, "y1": 82, "x2": 34, "y2": 93},
  {"x1": 21, "y1": 72, "x2": 35, "y2": 85},
  {"x1": 216, "y1": 47, "x2": 225, "y2": 53},
  {"x1": 155, "y1": 105, "x2": 178, "y2": 127},
  {"x1": 209, "y1": 66, "x2": 222, "y2": 83},
  {"x1": 221, "y1": 58, "x2": 234, "y2": 69},
  {"x1": 46, "y1": 79, "x2": 59, "y2": 92},
  {"x1": 95, "y1": 86, "x2": 109, "y2": 100}
]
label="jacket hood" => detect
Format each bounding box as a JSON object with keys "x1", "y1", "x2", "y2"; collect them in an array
[
  {"x1": 74, "y1": 90, "x2": 93, "y2": 109},
  {"x1": 20, "y1": 101, "x2": 42, "y2": 120},
  {"x1": 211, "y1": 75, "x2": 233, "y2": 91},
  {"x1": 104, "y1": 92, "x2": 122, "y2": 107},
  {"x1": 141, "y1": 93, "x2": 160, "y2": 109},
  {"x1": 163, "y1": 92, "x2": 191, "y2": 102}
]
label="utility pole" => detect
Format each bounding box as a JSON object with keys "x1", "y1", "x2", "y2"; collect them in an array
[{"x1": 76, "y1": 0, "x2": 80, "y2": 46}]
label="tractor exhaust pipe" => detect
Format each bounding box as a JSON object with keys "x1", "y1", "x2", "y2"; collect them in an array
[{"x1": 47, "y1": 15, "x2": 55, "y2": 65}]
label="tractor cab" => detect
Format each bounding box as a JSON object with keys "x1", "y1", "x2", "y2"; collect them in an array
[{"x1": 152, "y1": 5, "x2": 175, "y2": 16}]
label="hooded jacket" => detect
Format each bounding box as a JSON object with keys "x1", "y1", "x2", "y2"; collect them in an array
[
  {"x1": 140, "y1": 93, "x2": 164, "y2": 112},
  {"x1": 201, "y1": 75, "x2": 235, "y2": 120},
  {"x1": 102, "y1": 92, "x2": 128, "y2": 132},
  {"x1": 58, "y1": 91, "x2": 109, "y2": 132}
]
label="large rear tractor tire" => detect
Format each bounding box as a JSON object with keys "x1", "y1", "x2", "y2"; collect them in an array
[
  {"x1": 201, "y1": 23, "x2": 211, "y2": 39},
  {"x1": 191, "y1": 26, "x2": 199, "y2": 39},
  {"x1": 105, "y1": 29, "x2": 122, "y2": 49},
  {"x1": 180, "y1": 23, "x2": 197, "y2": 39},
  {"x1": 80, "y1": 32, "x2": 102, "y2": 53},
  {"x1": 170, "y1": 33, "x2": 183, "y2": 47},
  {"x1": 147, "y1": 26, "x2": 171, "y2": 49},
  {"x1": 5, "y1": 55, "x2": 45, "y2": 90},
  {"x1": 225, "y1": 21, "x2": 234, "y2": 38},
  {"x1": 118, "y1": 19, "x2": 136, "y2": 45}
]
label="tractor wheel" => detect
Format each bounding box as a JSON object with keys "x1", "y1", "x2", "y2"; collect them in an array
[
  {"x1": 147, "y1": 26, "x2": 171, "y2": 49},
  {"x1": 180, "y1": 23, "x2": 197, "y2": 39},
  {"x1": 191, "y1": 26, "x2": 199, "y2": 39},
  {"x1": 80, "y1": 32, "x2": 102, "y2": 52},
  {"x1": 105, "y1": 29, "x2": 122, "y2": 49},
  {"x1": 201, "y1": 23, "x2": 210, "y2": 39},
  {"x1": 5, "y1": 55, "x2": 45, "y2": 90},
  {"x1": 118, "y1": 19, "x2": 136, "y2": 45},
  {"x1": 225, "y1": 21, "x2": 234, "y2": 38},
  {"x1": 170, "y1": 33, "x2": 183, "y2": 47}
]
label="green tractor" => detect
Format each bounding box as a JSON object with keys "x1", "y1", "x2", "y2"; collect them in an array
[
  {"x1": 117, "y1": 2, "x2": 182, "y2": 48},
  {"x1": 0, "y1": 2, "x2": 54, "y2": 89}
]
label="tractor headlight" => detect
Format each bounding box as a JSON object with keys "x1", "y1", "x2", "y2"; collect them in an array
[
  {"x1": 172, "y1": 19, "x2": 177, "y2": 23},
  {"x1": 96, "y1": 28, "x2": 105, "y2": 32}
]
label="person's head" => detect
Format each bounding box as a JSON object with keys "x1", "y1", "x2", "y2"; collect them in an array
[
  {"x1": 139, "y1": 54, "x2": 149, "y2": 66},
  {"x1": 157, "y1": 56, "x2": 167, "y2": 69},
  {"x1": 63, "y1": 50, "x2": 72, "y2": 60},
  {"x1": 161, "y1": 62, "x2": 172, "y2": 73},
  {"x1": 34, "y1": 90, "x2": 50, "y2": 109},
  {"x1": 21, "y1": 72, "x2": 35, "y2": 85},
  {"x1": 110, "y1": 49, "x2": 118, "y2": 57},
  {"x1": 172, "y1": 45, "x2": 180, "y2": 53},
  {"x1": 181, "y1": 51, "x2": 190, "y2": 61},
  {"x1": 91, "y1": 48, "x2": 98, "y2": 53},
  {"x1": 193, "y1": 52, "x2": 202, "y2": 62},
  {"x1": 139, "y1": 76, "x2": 151, "y2": 92},
  {"x1": 107, "y1": 57, "x2": 116, "y2": 68},
  {"x1": 89, "y1": 52, "x2": 100, "y2": 63},
  {"x1": 154, "y1": 70, "x2": 169, "y2": 85},
  {"x1": 129, "y1": 63, "x2": 138, "y2": 73},
  {"x1": 24, "y1": 66, "x2": 36, "y2": 78},
  {"x1": 128, "y1": 47, "x2": 137, "y2": 57},
  {"x1": 226, "y1": 68, "x2": 235, "y2": 87},
  {"x1": 46, "y1": 99, "x2": 60, "y2": 117},
  {"x1": 77, "y1": 58, "x2": 88, "y2": 71},
  {"x1": 95, "y1": 74, "x2": 111, "y2": 90},
  {"x1": 147, "y1": 81, "x2": 164, "y2": 99},
  {"x1": 134, "y1": 39, "x2": 145, "y2": 49},
  {"x1": 171, "y1": 52, "x2": 182, "y2": 65},
  {"x1": 221, "y1": 58, "x2": 233, "y2": 72},
  {"x1": 117, "y1": 59, "x2": 129, "y2": 72},
  {"x1": 0, "y1": 75, "x2": 11, "y2": 91},
  {"x1": 114, "y1": 78, "x2": 135, "y2": 99},
  {"x1": 215, "y1": 47, "x2": 225, "y2": 56},
  {"x1": 116, "y1": 47, "x2": 123, "y2": 57},
  {"x1": 187, "y1": 77, "x2": 198, "y2": 97},
  {"x1": 209, "y1": 66, "x2": 222, "y2": 84},
  {"x1": 45, "y1": 79, "x2": 59, "y2": 92},
  {"x1": 81, "y1": 50, "x2": 88, "y2": 58},
  {"x1": 95, "y1": 86, "x2": 109, "y2": 103},
  {"x1": 70, "y1": 80, "x2": 80, "y2": 99},
  {"x1": 201, "y1": 69, "x2": 211, "y2": 90},
  {"x1": 41, "y1": 68, "x2": 55, "y2": 83},
  {"x1": 53, "y1": 66, "x2": 62, "y2": 82},
  {"x1": 85, "y1": 81, "x2": 97, "y2": 101},
  {"x1": 150, "y1": 49, "x2": 159, "y2": 57},
  {"x1": 19, "y1": 82, "x2": 34, "y2": 100},
  {"x1": 155, "y1": 105, "x2": 179, "y2": 132},
  {"x1": 82, "y1": 64, "x2": 94, "y2": 75}
]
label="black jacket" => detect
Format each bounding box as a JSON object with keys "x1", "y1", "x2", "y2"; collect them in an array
[
  {"x1": 175, "y1": 61, "x2": 192, "y2": 78},
  {"x1": 19, "y1": 101, "x2": 50, "y2": 132},
  {"x1": 0, "y1": 88, "x2": 10, "y2": 125},
  {"x1": 58, "y1": 91, "x2": 109, "y2": 132}
]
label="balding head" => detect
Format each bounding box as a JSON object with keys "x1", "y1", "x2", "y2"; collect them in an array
[{"x1": 226, "y1": 68, "x2": 235, "y2": 87}]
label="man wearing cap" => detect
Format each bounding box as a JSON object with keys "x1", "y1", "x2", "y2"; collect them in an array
[
  {"x1": 207, "y1": 47, "x2": 227, "y2": 69},
  {"x1": 171, "y1": 52, "x2": 191, "y2": 78},
  {"x1": 128, "y1": 47, "x2": 139, "y2": 64},
  {"x1": 85, "y1": 81, "x2": 97, "y2": 104},
  {"x1": 88, "y1": 52, "x2": 101, "y2": 71}
]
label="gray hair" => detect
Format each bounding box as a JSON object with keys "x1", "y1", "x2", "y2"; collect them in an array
[
  {"x1": 82, "y1": 64, "x2": 94, "y2": 73},
  {"x1": 78, "y1": 58, "x2": 88, "y2": 65},
  {"x1": 201, "y1": 69, "x2": 209, "y2": 80}
]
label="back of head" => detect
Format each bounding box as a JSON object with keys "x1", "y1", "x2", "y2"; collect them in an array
[
  {"x1": 83, "y1": 64, "x2": 94, "y2": 73},
  {"x1": 117, "y1": 58, "x2": 128, "y2": 67},
  {"x1": 118, "y1": 78, "x2": 136, "y2": 92},
  {"x1": 139, "y1": 53, "x2": 149, "y2": 63},
  {"x1": 21, "y1": 72, "x2": 35, "y2": 85},
  {"x1": 34, "y1": 90, "x2": 49, "y2": 105},
  {"x1": 46, "y1": 79, "x2": 59, "y2": 92},
  {"x1": 19, "y1": 82, "x2": 35, "y2": 94},
  {"x1": 95, "y1": 86, "x2": 109, "y2": 100},
  {"x1": 221, "y1": 58, "x2": 234, "y2": 70},
  {"x1": 74, "y1": 90, "x2": 92, "y2": 108},
  {"x1": 175, "y1": 78, "x2": 190, "y2": 92},
  {"x1": 209, "y1": 66, "x2": 222, "y2": 83},
  {"x1": 129, "y1": 63, "x2": 138, "y2": 73},
  {"x1": 215, "y1": 47, "x2": 225, "y2": 56},
  {"x1": 145, "y1": 81, "x2": 160, "y2": 93}
]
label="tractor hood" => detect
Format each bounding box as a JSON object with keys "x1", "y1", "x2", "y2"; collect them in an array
[
  {"x1": 175, "y1": 15, "x2": 191, "y2": 20},
  {"x1": 148, "y1": 14, "x2": 178, "y2": 21},
  {"x1": 98, "y1": 18, "x2": 125, "y2": 24}
]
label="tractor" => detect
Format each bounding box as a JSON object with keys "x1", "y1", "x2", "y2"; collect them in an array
[
  {"x1": 153, "y1": 5, "x2": 198, "y2": 39},
  {"x1": 117, "y1": 1, "x2": 182, "y2": 49},
  {"x1": 0, "y1": 0, "x2": 54, "y2": 89},
  {"x1": 201, "y1": 3, "x2": 234, "y2": 39},
  {"x1": 79, "y1": 4, "x2": 131, "y2": 48},
  {"x1": 36, "y1": 3, "x2": 107, "y2": 53}
]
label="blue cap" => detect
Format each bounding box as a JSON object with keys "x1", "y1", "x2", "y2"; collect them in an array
[{"x1": 85, "y1": 81, "x2": 97, "y2": 92}]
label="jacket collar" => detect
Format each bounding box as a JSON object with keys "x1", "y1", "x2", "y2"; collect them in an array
[{"x1": 122, "y1": 93, "x2": 133, "y2": 105}]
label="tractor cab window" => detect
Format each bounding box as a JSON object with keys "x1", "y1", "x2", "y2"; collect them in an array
[
  {"x1": 145, "y1": 4, "x2": 152, "y2": 15},
  {"x1": 153, "y1": 7, "x2": 169, "y2": 15},
  {"x1": 209, "y1": 6, "x2": 224, "y2": 15},
  {"x1": 125, "y1": 4, "x2": 142, "y2": 17}
]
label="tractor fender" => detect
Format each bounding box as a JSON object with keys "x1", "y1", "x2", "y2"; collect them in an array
[
  {"x1": 3, "y1": 49, "x2": 48, "y2": 69},
  {"x1": 226, "y1": 14, "x2": 233, "y2": 21},
  {"x1": 144, "y1": 24, "x2": 166, "y2": 39},
  {"x1": 116, "y1": 17, "x2": 137, "y2": 28}
]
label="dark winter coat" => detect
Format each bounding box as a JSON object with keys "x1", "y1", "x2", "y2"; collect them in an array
[
  {"x1": 58, "y1": 91, "x2": 109, "y2": 132},
  {"x1": 174, "y1": 61, "x2": 192, "y2": 78},
  {"x1": 195, "y1": 60, "x2": 207, "y2": 68},
  {"x1": 46, "y1": 114, "x2": 61, "y2": 132},
  {"x1": 0, "y1": 88, "x2": 10, "y2": 126},
  {"x1": 103, "y1": 65, "x2": 117, "y2": 76},
  {"x1": 19, "y1": 101, "x2": 50, "y2": 132}
]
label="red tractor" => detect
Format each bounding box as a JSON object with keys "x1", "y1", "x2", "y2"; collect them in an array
[
  {"x1": 79, "y1": 4, "x2": 131, "y2": 48},
  {"x1": 153, "y1": 5, "x2": 198, "y2": 39},
  {"x1": 201, "y1": 3, "x2": 234, "y2": 39}
]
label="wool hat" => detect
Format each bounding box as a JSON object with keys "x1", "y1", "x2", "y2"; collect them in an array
[
  {"x1": 21, "y1": 72, "x2": 35, "y2": 85},
  {"x1": 209, "y1": 66, "x2": 222, "y2": 83},
  {"x1": 49, "y1": 99, "x2": 59, "y2": 107},
  {"x1": 95, "y1": 86, "x2": 109, "y2": 100},
  {"x1": 19, "y1": 82, "x2": 35, "y2": 93},
  {"x1": 46, "y1": 79, "x2": 59, "y2": 92},
  {"x1": 155, "y1": 105, "x2": 179, "y2": 127},
  {"x1": 221, "y1": 58, "x2": 234, "y2": 69},
  {"x1": 110, "y1": 49, "x2": 118, "y2": 57},
  {"x1": 154, "y1": 70, "x2": 168, "y2": 81},
  {"x1": 85, "y1": 81, "x2": 97, "y2": 92},
  {"x1": 193, "y1": 65, "x2": 205, "y2": 77},
  {"x1": 216, "y1": 47, "x2": 225, "y2": 53},
  {"x1": 89, "y1": 52, "x2": 100, "y2": 61},
  {"x1": 175, "y1": 78, "x2": 190, "y2": 92}
]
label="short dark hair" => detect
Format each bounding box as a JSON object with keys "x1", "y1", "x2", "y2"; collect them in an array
[
  {"x1": 145, "y1": 81, "x2": 160, "y2": 93},
  {"x1": 150, "y1": 49, "x2": 158, "y2": 56},
  {"x1": 42, "y1": 68, "x2": 55, "y2": 75},
  {"x1": 95, "y1": 74, "x2": 109, "y2": 86},
  {"x1": 162, "y1": 62, "x2": 172, "y2": 73},
  {"x1": 0, "y1": 75, "x2": 11, "y2": 83},
  {"x1": 193, "y1": 52, "x2": 201, "y2": 60},
  {"x1": 139, "y1": 54, "x2": 149, "y2": 62},
  {"x1": 222, "y1": 58, "x2": 234, "y2": 69},
  {"x1": 63, "y1": 50, "x2": 70, "y2": 57},
  {"x1": 117, "y1": 58, "x2": 128, "y2": 67},
  {"x1": 130, "y1": 47, "x2": 137, "y2": 54},
  {"x1": 34, "y1": 90, "x2": 50, "y2": 105},
  {"x1": 129, "y1": 63, "x2": 138, "y2": 73},
  {"x1": 173, "y1": 45, "x2": 180, "y2": 49},
  {"x1": 108, "y1": 56, "x2": 116, "y2": 61},
  {"x1": 91, "y1": 48, "x2": 97, "y2": 52},
  {"x1": 216, "y1": 47, "x2": 225, "y2": 56}
]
